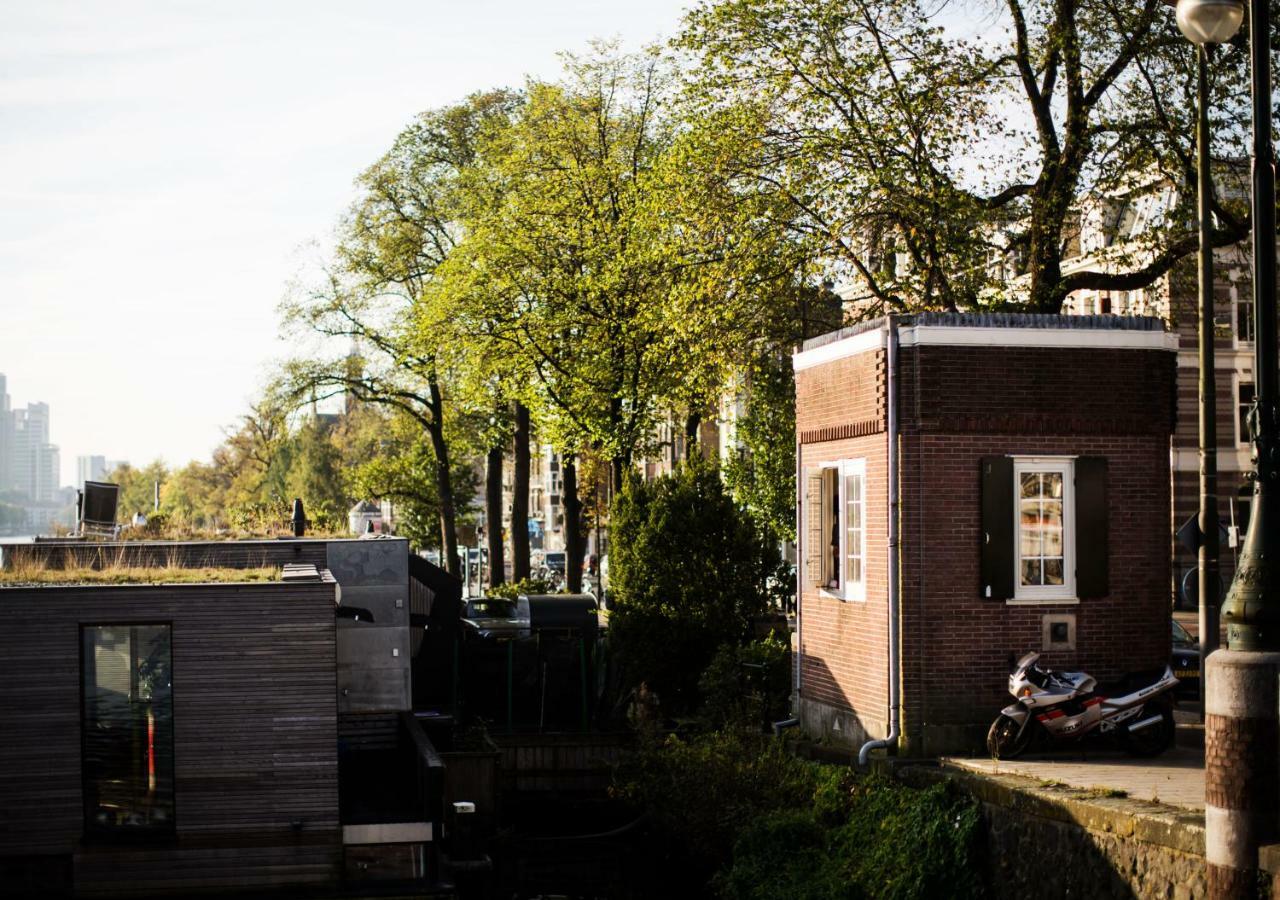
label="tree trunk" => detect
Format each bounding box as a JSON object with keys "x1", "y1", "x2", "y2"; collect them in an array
[
  {"x1": 426, "y1": 375, "x2": 460, "y2": 577},
  {"x1": 685, "y1": 411, "x2": 701, "y2": 461},
  {"x1": 485, "y1": 443, "x2": 505, "y2": 589},
  {"x1": 511, "y1": 402, "x2": 531, "y2": 582},
  {"x1": 563, "y1": 455, "x2": 585, "y2": 593}
]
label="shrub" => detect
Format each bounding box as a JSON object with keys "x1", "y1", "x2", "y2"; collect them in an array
[
  {"x1": 698, "y1": 635, "x2": 792, "y2": 730},
  {"x1": 487, "y1": 577, "x2": 554, "y2": 600},
  {"x1": 614, "y1": 730, "x2": 986, "y2": 900},
  {"x1": 608, "y1": 460, "x2": 778, "y2": 712}
]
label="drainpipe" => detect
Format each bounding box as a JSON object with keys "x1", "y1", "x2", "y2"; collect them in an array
[
  {"x1": 860, "y1": 317, "x2": 901, "y2": 766},
  {"x1": 794, "y1": 430, "x2": 803, "y2": 697}
]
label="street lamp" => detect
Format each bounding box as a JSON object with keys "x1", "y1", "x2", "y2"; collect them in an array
[
  {"x1": 1176, "y1": 0, "x2": 1280, "y2": 653},
  {"x1": 1175, "y1": 0, "x2": 1244, "y2": 44},
  {"x1": 1174, "y1": 0, "x2": 1279, "y2": 894},
  {"x1": 1168, "y1": 0, "x2": 1242, "y2": 706}
]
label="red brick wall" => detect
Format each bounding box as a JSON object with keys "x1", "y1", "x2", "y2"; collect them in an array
[
  {"x1": 796, "y1": 335, "x2": 1177, "y2": 754},
  {"x1": 795, "y1": 347, "x2": 889, "y2": 739}
]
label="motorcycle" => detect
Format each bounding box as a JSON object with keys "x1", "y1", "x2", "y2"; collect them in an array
[{"x1": 986, "y1": 651, "x2": 1179, "y2": 759}]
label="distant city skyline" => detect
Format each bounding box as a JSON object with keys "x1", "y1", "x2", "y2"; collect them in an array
[{"x1": 1, "y1": 0, "x2": 693, "y2": 487}]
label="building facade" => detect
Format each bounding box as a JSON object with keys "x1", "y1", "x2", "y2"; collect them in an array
[{"x1": 793, "y1": 314, "x2": 1177, "y2": 755}]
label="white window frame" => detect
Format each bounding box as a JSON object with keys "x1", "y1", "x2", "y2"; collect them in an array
[
  {"x1": 816, "y1": 458, "x2": 868, "y2": 603},
  {"x1": 1012, "y1": 457, "x2": 1076, "y2": 603},
  {"x1": 1234, "y1": 292, "x2": 1255, "y2": 349},
  {"x1": 1236, "y1": 373, "x2": 1255, "y2": 448}
]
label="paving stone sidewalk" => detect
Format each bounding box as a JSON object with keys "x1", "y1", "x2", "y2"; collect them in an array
[{"x1": 943, "y1": 744, "x2": 1206, "y2": 810}]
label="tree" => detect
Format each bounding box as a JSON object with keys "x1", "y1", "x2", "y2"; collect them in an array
[
  {"x1": 341, "y1": 405, "x2": 481, "y2": 551},
  {"x1": 429, "y1": 48, "x2": 689, "y2": 485},
  {"x1": 281, "y1": 90, "x2": 522, "y2": 575},
  {"x1": 108, "y1": 460, "x2": 169, "y2": 522},
  {"x1": 676, "y1": 0, "x2": 1266, "y2": 313},
  {"x1": 285, "y1": 415, "x2": 346, "y2": 531},
  {"x1": 608, "y1": 460, "x2": 778, "y2": 713}
]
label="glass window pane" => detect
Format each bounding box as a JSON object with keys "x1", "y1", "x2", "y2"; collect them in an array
[
  {"x1": 847, "y1": 556, "x2": 862, "y2": 585},
  {"x1": 1043, "y1": 528, "x2": 1063, "y2": 555},
  {"x1": 82, "y1": 625, "x2": 174, "y2": 836},
  {"x1": 1041, "y1": 501, "x2": 1063, "y2": 529},
  {"x1": 1044, "y1": 473, "x2": 1063, "y2": 498},
  {"x1": 1020, "y1": 473, "x2": 1040, "y2": 499},
  {"x1": 1044, "y1": 559, "x2": 1064, "y2": 585},
  {"x1": 1020, "y1": 528, "x2": 1041, "y2": 556},
  {"x1": 1021, "y1": 559, "x2": 1042, "y2": 586},
  {"x1": 1020, "y1": 500, "x2": 1040, "y2": 527}
]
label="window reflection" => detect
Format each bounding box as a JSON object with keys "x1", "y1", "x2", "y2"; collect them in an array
[{"x1": 82, "y1": 625, "x2": 174, "y2": 836}]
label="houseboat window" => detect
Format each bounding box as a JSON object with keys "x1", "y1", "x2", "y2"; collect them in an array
[
  {"x1": 81, "y1": 624, "x2": 174, "y2": 837},
  {"x1": 1013, "y1": 460, "x2": 1075, "y2": 600}
]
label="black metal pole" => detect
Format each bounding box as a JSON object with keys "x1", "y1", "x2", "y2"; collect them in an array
[
  {"x1": 1197, "y1": 44, "x2": 1221, "y2": 708},
  {"x1": 1220, "y1": 0, "x2": 1280, "y2": 651}
]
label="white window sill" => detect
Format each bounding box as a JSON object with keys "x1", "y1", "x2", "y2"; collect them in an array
[
  {"x1": 818, "y1": 588, "x2": 867, "y2": 603},
  {"x1": 1006, "y1": 597, "x2": 1080, "y2": 606}
]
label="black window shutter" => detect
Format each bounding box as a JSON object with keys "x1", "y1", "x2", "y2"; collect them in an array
[
  {"x1": 1075, "y1": 456, "x2": 1109, "y2": 598},
  {"x1": 980, "y1": 456, "x2": 1015, "y2": 600}
]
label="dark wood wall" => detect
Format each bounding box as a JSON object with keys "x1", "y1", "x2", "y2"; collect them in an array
[{"x1": 0, "y1": 580, "x2": 341, "y2": 894}]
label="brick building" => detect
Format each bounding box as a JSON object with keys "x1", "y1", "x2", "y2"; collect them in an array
[{"x1": 793, "y1": 313, "x2": 1178, "y2": 755}]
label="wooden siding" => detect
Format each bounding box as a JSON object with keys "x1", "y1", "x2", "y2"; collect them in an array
[{"x1": 0, "y1": 580, "x2": 341, "y2": 895}]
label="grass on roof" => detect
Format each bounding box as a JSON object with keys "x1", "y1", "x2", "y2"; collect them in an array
[{"x1": 0, "y1": 562, "x2": 282, "y2": 587}]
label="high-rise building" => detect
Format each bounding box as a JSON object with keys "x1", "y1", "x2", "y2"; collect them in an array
[
  {"x1": 0, "y1": 373, "x2": 11, "y2": 495},
  {"x1": 77, "y1": 455, "x2": 107, "y2": 489},
  {"x1": 10, "y1": 400, "x2": 59, "y2": 503}
]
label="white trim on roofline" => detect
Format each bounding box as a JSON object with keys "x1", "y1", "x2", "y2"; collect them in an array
[
  {"x1": 792, "y1": 327, "x2": 885, "y2": 371},
  {"x1": 793, "y1": 322, "x2": 1179, "y2": 371},
  {"x1": 896, "y1": 325, "x2": 1179, "y2": 351}
]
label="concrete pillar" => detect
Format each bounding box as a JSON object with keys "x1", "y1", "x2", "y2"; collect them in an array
[{"x1": 1205, "y1": 650, "x2": 1280, "y2": 898}]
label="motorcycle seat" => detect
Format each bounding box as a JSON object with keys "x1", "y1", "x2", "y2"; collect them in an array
[{"x1": 1092, "y1": 667, "x2": 1168, "y2": 698}]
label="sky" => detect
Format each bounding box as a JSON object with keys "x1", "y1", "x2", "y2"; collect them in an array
[{"x1": 0, "y1": 0, "x2": 693, "y2": 486}]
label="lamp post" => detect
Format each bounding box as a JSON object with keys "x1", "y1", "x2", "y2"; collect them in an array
[{"x1": 1175, "y1": 0, "x2": 1278, "y2": 893}]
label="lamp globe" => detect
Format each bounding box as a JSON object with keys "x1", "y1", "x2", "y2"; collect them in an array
[{"x1": 1176, "y1": 0, "x2": 1245, "y2": 44}]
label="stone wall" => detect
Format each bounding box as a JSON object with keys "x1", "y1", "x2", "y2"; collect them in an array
[{"x1": 896, "y1": 764, "x2": 1208, "y2": 899}]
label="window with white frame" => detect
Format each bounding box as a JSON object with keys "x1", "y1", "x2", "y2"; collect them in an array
[
  {"x1": 806, "y1": 458, "x2": 868, "y2": 601},
  {"x1": 1014, "y1": 459, "x2": 1075, "y2": 600},
  {"x1": 1236, "y1": 298, "x2": 1255, "y2": 346},
  {"x1": 1238, "y1": 379, "x2": 1256, "y2": 446}
]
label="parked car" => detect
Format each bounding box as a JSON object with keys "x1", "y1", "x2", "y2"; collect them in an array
[
  {"x1": 1171, "y1": 618, "x2": 1200, "y2": 701},
  {"x1": 461, "y1": 597, "x2": 529, "y2": 639}
]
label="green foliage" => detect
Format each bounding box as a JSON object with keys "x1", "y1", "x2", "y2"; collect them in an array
[
  {"x1": 614, "y1": 730, "x2": 841, "y2": 863},
  {"x1": 719, "y1": 779, "x2": 985, "y2": 900},
  {"x1": 486, "y1": 577, "x2": 554, "y2": 600},
  {"x1": 607, "y1": 460, "x2": 777, "y2": 711},
  {"x1": 108, "y1": 460, "x2": 168, "y2": 521},
  {"x1": 614, "y1": 730, "x2": 985, "y2": 900},
  {"x1": 285, "y1": 416, "x2": 347, "y2": 531},
  {"x1": 697, "y1": 635, "x2": 792, "y2": 730},
  {"x1": 723, "y1": 353, "x2": 798, "y2": 544}
]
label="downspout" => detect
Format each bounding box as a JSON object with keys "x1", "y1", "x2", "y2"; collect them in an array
[
  {"x1": 793, "y1": 429, "x2": 803, "y2": 698},
  {"x1": 860, "y1": 317, "x2": 901, "y2": 766}
]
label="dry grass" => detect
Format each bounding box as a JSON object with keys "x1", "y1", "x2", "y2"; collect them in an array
[{"x1": 0, "y1": 557, "x2": 281, "y2": 587}]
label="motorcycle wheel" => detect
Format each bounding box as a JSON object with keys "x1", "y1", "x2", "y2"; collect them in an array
[
  {"x1": 986, "y1": 713, "x2": 1033, "y2": 760},
  {"x1": 1121, "y1": 703, "x2": 1175, "y2": 757}
]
